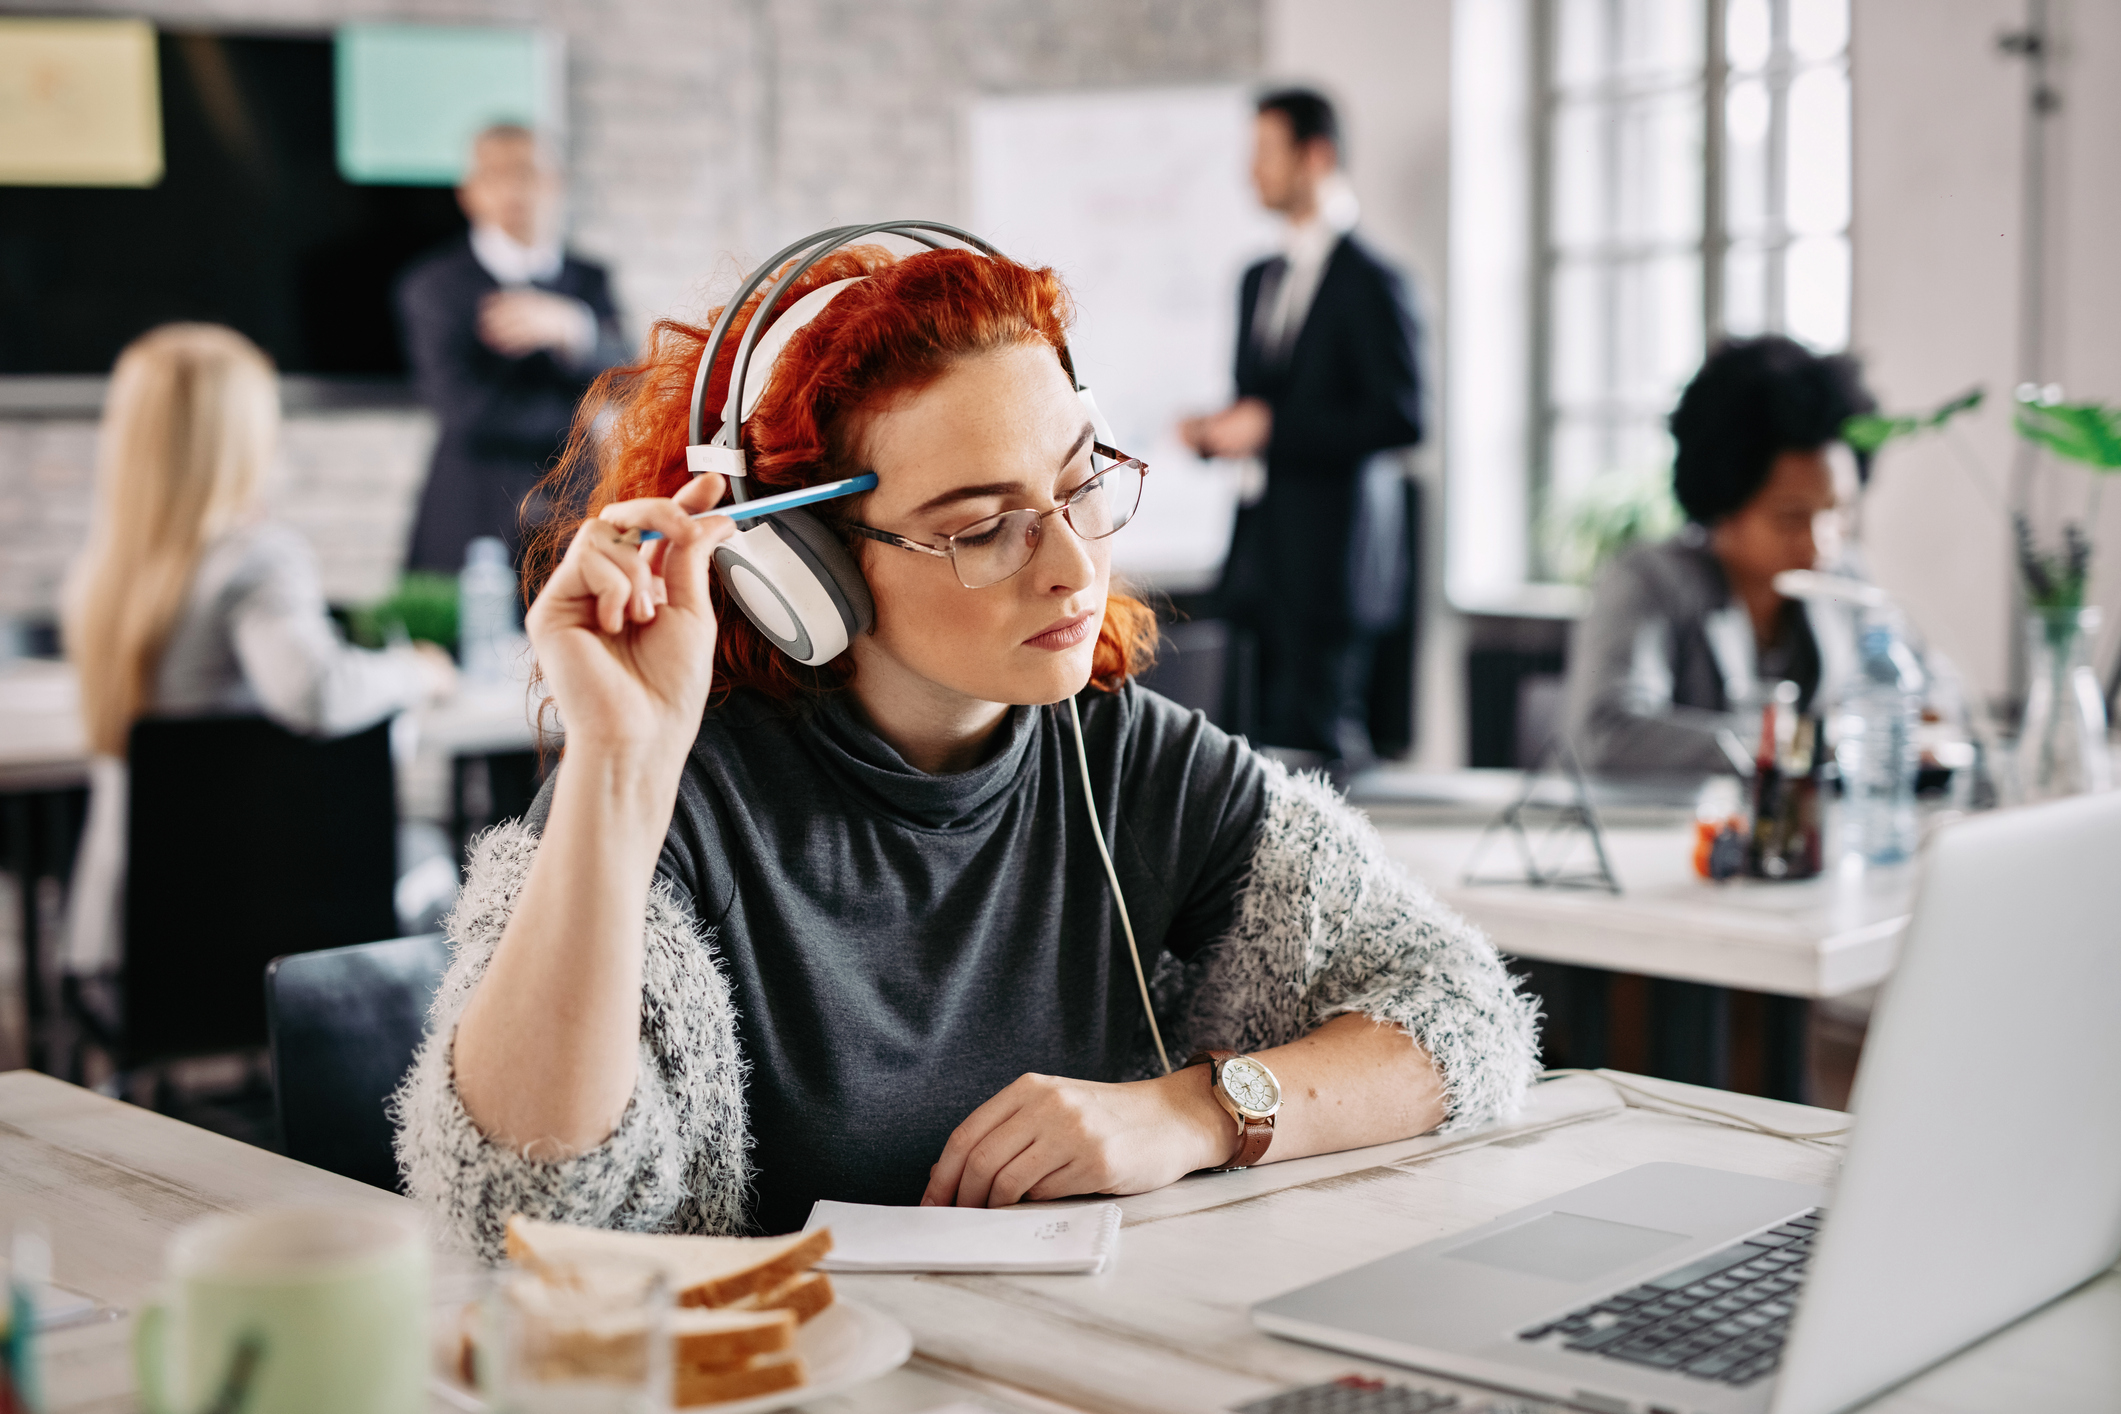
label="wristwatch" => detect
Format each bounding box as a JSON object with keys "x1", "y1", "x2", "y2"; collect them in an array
[{"x1": 1188, "y1": 1049, "x2": 1283, "y2": 1170}]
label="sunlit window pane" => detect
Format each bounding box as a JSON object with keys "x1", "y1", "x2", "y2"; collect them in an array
[
  {"x1": 1549, "y1": 261, "x2": 1605, "y2": 405},
  {"x1": 1786, "y1": 234, "x2": 1850, "y2": 349},
  {"x1": 1613, "y1": 91, "x2": 1704, "y2": 245},
  {"x1": 1550, "y1": 101, "x2": 1608, "y2": 251},
  {"x1": 1554, "y1": 0, "x2": 1608, "y2": 91},
  {"x1": 1613, "y1": 253, "x2": 1704, "y2": 401},
  {"x1": 1612, "y1": 419, "x2": 1674, "y2": 481},
  {"x1": 1549, "y1": 418, "x2": 1606, "y2": 504},
  {"x1": 1724, "y1": 78, "x2": 1771, "y2": 238},
  {"x1": 1726, "y1": 0, "x2": 1772, "y2": 71},
  {"x1": 1785, "y1": 65, "x2": 1850, "y2": 235},
  {"x1": 1789, "y1": 0, "x2": 1849, "y2": 62},
  {"x1": 1724, "y1": 242, "x2": 1769, "y2": 336},
  {"x1": 1613, "y1": 0, "x2": 1703, "y2": 84}
]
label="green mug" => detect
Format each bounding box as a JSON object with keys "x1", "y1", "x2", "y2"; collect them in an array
[{"x1": 134, "y1": 1206, "x2": 428, "y2": 1414}]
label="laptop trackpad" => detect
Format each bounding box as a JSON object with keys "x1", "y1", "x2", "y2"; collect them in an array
[{"x1": 1444, "y1": 1212, "x2": 1690, "y2": 1283}]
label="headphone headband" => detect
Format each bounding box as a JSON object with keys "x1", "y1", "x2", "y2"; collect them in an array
[{"x1": 682, "y1": 220, "x2": 1086, "y2": 502}]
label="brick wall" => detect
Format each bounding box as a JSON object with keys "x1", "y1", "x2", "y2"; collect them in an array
[
  {"x1": 0, "y1": 0, "x2": 1261, "y2": 621},
  {"x1": 0, "y1": 409, "x2": 436, "y2": 617}
]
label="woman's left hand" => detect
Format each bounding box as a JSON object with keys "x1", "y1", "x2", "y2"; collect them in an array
[{"x1": 920, "y1": 1069, "x2": 1234, "y2": 1208}]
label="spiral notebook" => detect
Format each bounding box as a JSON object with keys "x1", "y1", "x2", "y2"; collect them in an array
[{"x1": 802, "y1": 1200, "x2": 1123, "y2": 1274}]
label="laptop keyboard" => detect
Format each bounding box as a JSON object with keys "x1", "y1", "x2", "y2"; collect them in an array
[{"x1": 1516, "y1": 1208, "x2": 1824, "y2": 1388}]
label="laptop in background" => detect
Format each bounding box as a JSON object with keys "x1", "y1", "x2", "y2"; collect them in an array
[{"x1": 1254, "y1": 790, "x2": 2121, "y2": 1414}]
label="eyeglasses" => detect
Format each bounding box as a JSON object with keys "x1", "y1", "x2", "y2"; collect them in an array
[{"x1": 846, "y1": 444, "x2": 1147, "y2": 590}]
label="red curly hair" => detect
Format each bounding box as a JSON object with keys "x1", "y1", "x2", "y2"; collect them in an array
[{"x1": 527, "y1": 245, "x2": 1157, "y2": 703}]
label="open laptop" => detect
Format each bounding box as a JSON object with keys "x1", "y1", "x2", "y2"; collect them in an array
[{"x1": 1254, "y1": 789, "x2": 2121, "y2": 1414}]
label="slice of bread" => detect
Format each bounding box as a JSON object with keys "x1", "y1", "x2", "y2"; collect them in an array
[
  {"x1": 505, "y1": 1216, "x2": 834, "y2": 1309},
  {"x1": 670, "y1": 1306, "x2": 796, "y2": 1369},
  {"x1": 675, "y1": 1352, "x2": 807, "y2": 1408},
  {"x1": 734, "y1": 1270, "x2": 835, "y2": 1324}
]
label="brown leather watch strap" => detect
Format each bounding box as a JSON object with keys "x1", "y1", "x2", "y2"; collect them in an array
[
  {"x1": 1228, "y1": 1114, "x2": 1274, "y2": 1169},
  {"x1": 1187, "y1": 1049, "x2": 1276, "y2": 1171}
]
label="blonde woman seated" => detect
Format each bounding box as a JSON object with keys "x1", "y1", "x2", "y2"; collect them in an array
[
  {"x1": 62, "y1": 325, "x2": 454, "y2": 977},
  {"x1": 395, "y1": 242, "x2": 1539, "y2": 1250}
]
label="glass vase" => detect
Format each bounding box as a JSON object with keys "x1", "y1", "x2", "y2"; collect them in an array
[{"x1": 2014, "y1": 606, "x2": 2114, "y2": 802}]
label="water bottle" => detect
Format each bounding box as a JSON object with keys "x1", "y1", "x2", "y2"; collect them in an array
[
  {"x1": 1836, "y1": 614, "x2": 1924, "y2": 865},
  {"x1": 458, "y1": 537, "x2": 519, "y2": 687}
]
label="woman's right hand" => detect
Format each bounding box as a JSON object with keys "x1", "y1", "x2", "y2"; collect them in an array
[
  {"x1": 456, "y1": 475, "x2": 733, "y2": 1156},
  {"x1": 527, "y1": 474, "x2": 735, "y2": 769}
]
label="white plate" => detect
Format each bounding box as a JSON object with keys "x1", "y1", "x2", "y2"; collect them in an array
[
  {"x1": 706, "y1": 1300, "x2": 912, "y2": 1414},
  {"x1": 430, "y1": 1300, "x2": 913, "y2": 1413}
]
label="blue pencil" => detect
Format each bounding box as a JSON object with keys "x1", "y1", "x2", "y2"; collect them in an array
[{"x1": 625, "y1": 473, "x2": 879, "y2": 543}]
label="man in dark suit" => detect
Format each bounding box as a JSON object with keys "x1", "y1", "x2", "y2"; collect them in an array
[
  {"x1": 1180, "y1": 89, "x2": 1424, "y2": 775},
  {"x1": 397, "y1": 125, "x2": 629, "y2": 573}
]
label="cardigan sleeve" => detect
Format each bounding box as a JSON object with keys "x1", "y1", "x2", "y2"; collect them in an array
[
  {"x1": 1158, "y1": 764, "x2": 1541, "y2": 1131},
  {"x1": 390, "y1": 821, "x2": 754, "y2": 1257}
]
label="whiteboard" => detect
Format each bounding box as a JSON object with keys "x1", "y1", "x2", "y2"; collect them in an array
[{"x1": 968, "y1": 85, "x2": 1279, "y2": 590}]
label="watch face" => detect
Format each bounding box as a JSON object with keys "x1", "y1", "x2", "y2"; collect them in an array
[{"x1": 1222, "y1": 1056, "x2": 1281, "y2": 1117}]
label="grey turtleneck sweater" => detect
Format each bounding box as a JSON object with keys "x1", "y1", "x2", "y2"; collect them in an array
[
  {"x1": 529, "y1": 684, "x2": 1264, "y2": 1233},
  {"x1": 397, "y1": 681, "x2": 1542, "y2": 1251}
]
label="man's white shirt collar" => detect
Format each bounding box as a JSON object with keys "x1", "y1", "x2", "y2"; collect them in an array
[
  {"x1": 470, "y1": 224, "x2": 565, "y2": 286},
  {"x1": 1257, "y1": 175, "x2": 1360, "y2": 357},
  {"x1": 1279, "y1": 173, "x2": 1360, "y2": 265}
]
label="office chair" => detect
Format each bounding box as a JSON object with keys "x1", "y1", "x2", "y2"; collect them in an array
[
  {"x1": 266, "y1": 932, "x2": 449, "y2": 1190},
  {"x1": 79, "y1": 715, "x2": 400, "y2": 1074}
]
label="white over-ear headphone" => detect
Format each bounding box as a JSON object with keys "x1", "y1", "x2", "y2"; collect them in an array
[{"x1": 682, "y1": 221, "x2": 1114, "y2": 667}]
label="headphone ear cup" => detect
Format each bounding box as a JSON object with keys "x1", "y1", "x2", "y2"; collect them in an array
[
  {"x1": 710, "y1": 509, "x2": 873, "y2": 667},
  {"x1": 767, "y1": 508, "x2": 874, "y2": 635}
]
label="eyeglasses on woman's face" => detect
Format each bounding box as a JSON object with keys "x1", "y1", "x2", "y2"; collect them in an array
[{"x1": 846, "y1": 444, "x2": 1147, "y2": 590}]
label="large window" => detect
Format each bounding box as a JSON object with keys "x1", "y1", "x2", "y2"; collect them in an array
[{"x1": 1530, "y1": 0, "x2": 1850, "y2": 574}]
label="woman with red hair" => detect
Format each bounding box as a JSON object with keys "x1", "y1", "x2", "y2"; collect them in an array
[{"x1": 396, "y1": 242, "x2": 1537, "y2": 1249}]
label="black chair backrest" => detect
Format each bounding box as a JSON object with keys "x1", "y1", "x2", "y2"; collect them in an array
[
  {"x1": 124, "y1": 715, "x2": 398, "y2": 1064},
  {"x1": 266, "y1": 932, "x2": 449, "y2": 1190}
]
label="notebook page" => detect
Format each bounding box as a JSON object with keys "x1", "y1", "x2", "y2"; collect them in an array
[{"x1": 803, "y1": 1200, "x2": 1122, "y2": 1274}]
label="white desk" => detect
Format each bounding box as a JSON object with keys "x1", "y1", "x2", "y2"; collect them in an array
[
  {"x1": 0, "y1": 659, "x2": 90, "y2": 791},
  {"x1": 0, "y1": 658, "x2": 546, "y2": 810},
  {"x1": 7, "y1": 1068, "x2": 2115, "y2": 1414},
  {"x1": 1372, "y1": 823, "x2": 1914, "y2": 1000},
  {"x1": 1349, "y1": 772, "x2": 1922, "y2": 1102}
]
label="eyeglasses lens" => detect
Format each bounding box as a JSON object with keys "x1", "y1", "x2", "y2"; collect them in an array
[{"x1": 950, "y1": 460, "x2": 1144, "y2": 589}]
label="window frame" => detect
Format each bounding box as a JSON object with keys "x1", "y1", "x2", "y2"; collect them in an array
[{"x1": 1521, "y1": 0, "x2": 1850, "y2": 582}]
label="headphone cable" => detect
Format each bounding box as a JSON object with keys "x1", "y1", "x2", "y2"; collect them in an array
[{"x1": 1068, "y1": 695, "x2": 1173, "y2": 1076}]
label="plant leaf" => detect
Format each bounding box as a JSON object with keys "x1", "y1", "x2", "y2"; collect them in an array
[
  {"x1": 1923, "y1": 387, "x2": 1984, "y2": 426},
  {"x1": 1841, "y1": 386, "x2": 1983, "y2": 454},
  {"x1": 2015, "y1": 401, "x2": 2121, "y2": 470},
  {"x1": 1842, "y1": 413, "x2": 1916, "y2": 455}
]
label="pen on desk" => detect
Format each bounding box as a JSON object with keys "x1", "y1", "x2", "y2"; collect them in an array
[{"x1": 623, "y1": 473, "x2": 879, "y2": 544}]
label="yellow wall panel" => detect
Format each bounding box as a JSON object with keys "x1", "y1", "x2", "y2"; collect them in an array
[{"x1": 0, "y1": 18, "x2": 163, "y2": 187}]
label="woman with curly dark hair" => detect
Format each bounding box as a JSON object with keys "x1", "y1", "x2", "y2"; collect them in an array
[
  {"x1": 1564, "y1": 335, "x2": 1876, "y2": 774},
  {"x1": 395, "y1": 236, "x2": 1537, "y2": 1248}
]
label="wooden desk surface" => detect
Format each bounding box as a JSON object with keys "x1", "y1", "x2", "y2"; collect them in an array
[
  {"x1": 1373, "y1": 823, "x2": 1916, "y2": 998},
  {"x1": 7, "y1": 1069, "x2": 2113, "y2": 1414}
]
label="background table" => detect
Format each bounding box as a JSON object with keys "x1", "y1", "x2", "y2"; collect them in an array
[
  {"x1": 1354, "y1": 769, "x2": 1920, "y2": 1100},
  {"x1": 6, "y1": 1067, "x2": 2113, "y2": 1414},
  {"x1": 0, "y1": 661, "x2": 93, "y2": 1073}
]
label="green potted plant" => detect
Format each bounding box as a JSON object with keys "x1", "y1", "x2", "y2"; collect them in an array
[
  {"x1": 1848, "y1": 389, "x2": 2118, "y2": 799},
  {"x1": 348, "y1": 573, "x2": 460, "y2": 654},
  {"x1": 2009, "y1": 398, "x2": 2120, "y2": 799}
]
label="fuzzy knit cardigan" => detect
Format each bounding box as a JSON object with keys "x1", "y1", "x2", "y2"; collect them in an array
[{"x1": 393, "y1": 764, "x2": 1541, "y2": 1257}]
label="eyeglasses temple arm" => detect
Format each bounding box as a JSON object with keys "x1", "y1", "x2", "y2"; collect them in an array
[{"x1": 847, "y1": 524, "x2": 952, "y2": 559}]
